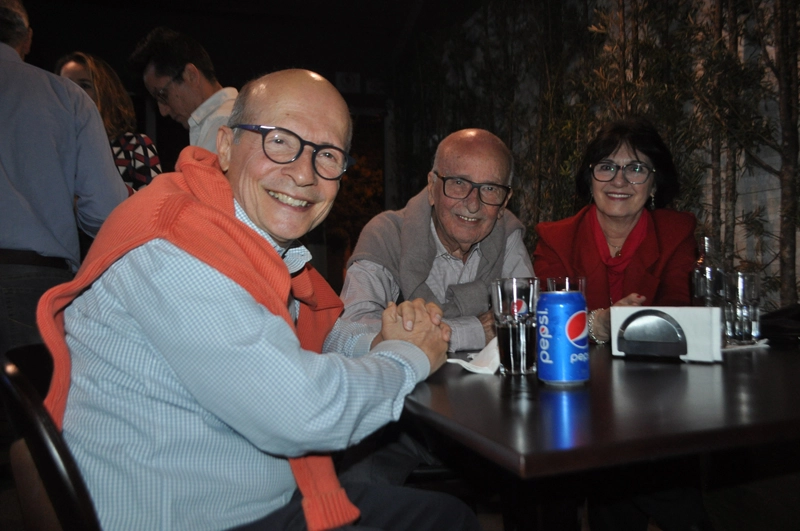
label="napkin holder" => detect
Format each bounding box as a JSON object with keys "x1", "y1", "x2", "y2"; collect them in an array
[{"x1": 611, "y1": 306, "x2": 722, "y2": 363}]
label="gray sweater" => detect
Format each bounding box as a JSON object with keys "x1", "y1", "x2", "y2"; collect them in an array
[{"x1": 347, "y1": 189, "x2": 525, "y2": 318}]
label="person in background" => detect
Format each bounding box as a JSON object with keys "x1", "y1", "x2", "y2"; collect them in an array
[
  {"x1": 533, "y1": 117, "x2": 697, "y2": 345},
  {"x1": 128, "y1": 26, "x2": 237, "y2": 153},
  {"x1": 0, "y1": 0, "x2": 127, "y2": 356},
  {"x1": 56, "y1": 51, "x2": 162, "y2": 191},
  {"x1": 37, "y1": 68, "x2": 481, "y2": 531},
  {"x1": 342, "y1": 128, "x2": 534, "y2": 354}
]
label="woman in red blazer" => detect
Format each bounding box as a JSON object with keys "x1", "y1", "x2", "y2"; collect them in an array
[
  {"x1": 534, "y1": 118, "x2": 697, "y2": 344},
  {"x1": 535, "y1": 119, "x2": 709, "y2": 531}
]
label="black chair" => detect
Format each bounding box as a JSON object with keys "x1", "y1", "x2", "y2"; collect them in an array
[
  {"x1": 0, "y1": 352, "x2": 101, "y2": 530},
  {"x1": 4, "y1": 343, "x2": 54, "y2": 399}
]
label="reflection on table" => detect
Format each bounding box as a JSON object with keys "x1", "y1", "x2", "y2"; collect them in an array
[{"x1": 404, "y1": 345, "x2": 800, "y2": 479}]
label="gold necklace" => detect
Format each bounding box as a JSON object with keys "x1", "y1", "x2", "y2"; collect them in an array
[{"x1": 608, "y1": 242, "x2": 622, "y2": 257}]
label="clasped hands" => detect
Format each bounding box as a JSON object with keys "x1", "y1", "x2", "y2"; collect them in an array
[{"x1": 371, "y1": 298, "x2": 450, "y2": 373}]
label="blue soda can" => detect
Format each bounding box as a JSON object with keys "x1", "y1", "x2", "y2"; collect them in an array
[{"x1": 536, "y1": 291, "x2": 590, "y2": 386}]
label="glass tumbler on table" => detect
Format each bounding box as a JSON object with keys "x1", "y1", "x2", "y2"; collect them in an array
[
  {"x1": 692, "y1": 265, "x2": 730, "y2": 338},
  {"x1": 728, "y1": 272, "x2": 761, "y2": 344},
  {"x1": 546, "y1": 276, "x2": 586, "y2": 294},
  {"x1": 491, "y1": 277, "x2": 539, "y2": 375}
]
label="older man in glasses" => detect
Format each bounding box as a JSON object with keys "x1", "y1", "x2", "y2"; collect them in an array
[
  {"x1": 38, "y1": 69, "x2": 481, "y2": 531},
  {"x1": 342, "y1": 129, "x2": 534, "y2": 354}
]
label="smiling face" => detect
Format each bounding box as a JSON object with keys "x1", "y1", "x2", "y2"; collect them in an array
[
  {"x1": 60, "y1": 61, "x2": 97, "y2": 103},
  {"x1": 217, "y1": 70, "x2": 350, "y2": 248},
  {"x1": 591, "y1": 143, "x2": 656, "y2": 225},
  {"x1": 143, "y1": 63, "x2": 202, "y2": 129},
  {"x1": 427, "y1": 130, "x2": 512, "y2": 260}
]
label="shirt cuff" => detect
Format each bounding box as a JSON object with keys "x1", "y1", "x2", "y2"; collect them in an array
[
  {"x1": 443, "y1": 316, "x2": 487, "y2": 352},
  {"x1": 371, "y1": 339, "x2": 431, "y2": 383},
  {"x1": 352, "y1": 332, "x2": 379, "y2": 357}
]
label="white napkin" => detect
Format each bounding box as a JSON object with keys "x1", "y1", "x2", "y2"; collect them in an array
[
  {"x1": 721, "y1": 338, "x2": 770, "y2": 352},
  {"x1": 446, "y1": 337, "x2": 500, "y2": 374}
]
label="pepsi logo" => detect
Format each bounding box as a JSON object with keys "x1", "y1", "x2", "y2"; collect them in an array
[
  {"x1": 566, "y1": 311, "x2": 588, "y2": 349},
  {"x1": 512, "y1": 298, "x2": 528, "y2": 316}
]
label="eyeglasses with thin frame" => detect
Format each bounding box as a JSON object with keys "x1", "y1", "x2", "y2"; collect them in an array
[
  {"x1": 433, "y1": 171, "x2": 511, "y2": 206},
  {"x1": 153, "y1": 75, "x2": 181, "y2": 105},
  {"x1": 231, "y1": 124, "x2": 356, "y2": 181},
  {"x1": 590, "y1": 161, "x2": 655, "y2": 185}
]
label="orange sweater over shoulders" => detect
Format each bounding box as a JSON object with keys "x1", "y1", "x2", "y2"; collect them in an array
[{"x1": 37, "y1": 146, "x2": 358, "y2": 531}]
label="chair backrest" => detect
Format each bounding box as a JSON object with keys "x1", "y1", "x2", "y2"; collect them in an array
[
  {"x1": 4, "y1": 343, "x2": 54, "y2": 398},
  {"x1": 0, "y1": 353, "x2": 102, "y2": 531}
]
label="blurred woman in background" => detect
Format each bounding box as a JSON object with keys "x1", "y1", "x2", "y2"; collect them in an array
[{"x1": 56, "y1": 51, "x2": 161, "y2": 191}]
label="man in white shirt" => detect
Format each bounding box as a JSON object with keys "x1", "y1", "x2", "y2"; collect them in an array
[{"x1": 129, "y1": 26, "x2": 237, "y2": 153}]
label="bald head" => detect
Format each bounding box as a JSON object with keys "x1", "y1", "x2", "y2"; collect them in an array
[
  {"x1": 426, "y1": 128, "x2": 515, "y2": 259},
  {"x1": 228, "y1": 69, "x2": 352, "y2": 150},
  {"x1": 433, "y1": 129, "x2": 513, "y2": 185},
  {"x1": 218, "y1": 69, "x2": 350, "y2": 248}
]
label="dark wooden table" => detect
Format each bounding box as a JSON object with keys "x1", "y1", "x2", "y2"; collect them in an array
[{"x1": 405, "y1": 345, "x2": 800, "y2": 480}]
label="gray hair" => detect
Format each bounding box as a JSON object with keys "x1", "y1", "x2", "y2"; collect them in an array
[
  {"x1": 226, "y1": 80, "x2": 252, "y2": 143},
  {"x1": 0, "y1": 0, "x2": 29, "y2": 48}
]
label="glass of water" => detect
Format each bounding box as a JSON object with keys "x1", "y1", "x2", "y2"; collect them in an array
[{"x1": 727, "y1": 272, "x2": 760, "y2": 344}]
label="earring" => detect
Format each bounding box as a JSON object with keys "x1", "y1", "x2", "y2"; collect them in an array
[{"x1": 649, "y1": 192, "x2": 656, "y2": 210}]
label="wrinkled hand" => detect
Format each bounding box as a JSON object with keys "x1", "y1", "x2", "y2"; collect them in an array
[
  {"x1": 372, "y1": 299, "x2": 450, "y2": 373},
  {"x1": 593, "y1": 293, "x2": 648, "y2": 341},
  {"x1": 477, "y1": 310, "x2": 496, "y2": 345}
]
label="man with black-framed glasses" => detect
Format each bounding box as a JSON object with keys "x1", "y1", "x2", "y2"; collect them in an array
[
  {"x1": 129, "y1": 27, "x2": 237, "y2": 154},
  {"x1": 343, "y1": 128, "x2": 533, "y2": 355},
  {"x1": 337, "y1": 129, "x2": 533, "y2": 488},
  {"x1": 38, "y1": 69, "x2": 480, "y2": 531}
]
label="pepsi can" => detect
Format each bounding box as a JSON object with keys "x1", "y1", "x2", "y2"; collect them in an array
[{"x1": 536, "y1": 291, "x2": 590, "y2": 386}]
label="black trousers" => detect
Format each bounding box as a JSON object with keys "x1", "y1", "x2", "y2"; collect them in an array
[
  {"x1": 230, "y1": 481, "x2": 482, "y2": 531},
  {"x1": 588, "y1": 487, "x2": 711, "y2": 531}
]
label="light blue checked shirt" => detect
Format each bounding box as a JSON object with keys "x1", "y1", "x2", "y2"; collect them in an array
[{"x1": 62, "y1": 202, "x2": 431, "y2": 530}]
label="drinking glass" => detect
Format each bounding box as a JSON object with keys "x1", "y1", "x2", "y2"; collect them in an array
[
  {"x1": 546, "y1": 276, "x2": 586, "y2": 294},
  {"x1": 692, "y1": 266, "x2": 729, "y2": 342},
  {"x1": 491, "y1": 278, "x2": 539, "y2": 375},
  {"x1": 692, "y1": 266, "x2": 727, "y2": 308},
  {"x1": 727, "y1": 272, "x2": 761, "y2": 344}
]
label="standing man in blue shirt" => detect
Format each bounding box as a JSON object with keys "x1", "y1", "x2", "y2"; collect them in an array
[{"x1": 0, "y1": 0, "x2": 128, "y2": 356}]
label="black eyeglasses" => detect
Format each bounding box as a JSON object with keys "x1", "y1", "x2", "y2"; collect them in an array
[
  {"x1": 153, "y1": 74, "x2": 182, "y2": 105},
  {"x1": 231, "y1": 125, "x2": 356, "y2": 181},
  {"x1": 433, "y1": 171, "x2": 511, "y2": 206},
  {"x1": 590, "y1": 161, "x2": 655, "y2": 184}
]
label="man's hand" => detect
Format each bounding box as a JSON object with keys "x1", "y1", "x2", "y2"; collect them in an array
[
  {"x1": 477, "y1": 310, "x2": 496, "y2": 345},
  {"x1": 371, "y1": 299, "x2": 450, "y2": 373}
]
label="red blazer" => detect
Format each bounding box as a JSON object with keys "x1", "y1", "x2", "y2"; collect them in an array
[{"x1": 533, "y1": 205, "x2": 697, "y2": 311}]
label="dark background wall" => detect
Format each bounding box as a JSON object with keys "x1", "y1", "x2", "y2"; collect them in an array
[
  {"x1": 23, "y1": 0, "x2": 413, "y2": 170},
  {"x1": 20, "y1": 0, "x2": 483, "y2": 287}
]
